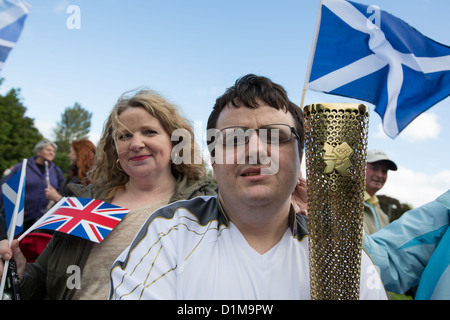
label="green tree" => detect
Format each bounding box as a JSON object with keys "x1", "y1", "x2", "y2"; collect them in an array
[
  {"x1": 378, "y1": 194, "x2": 413, "y2": 222},
  {"x1": 0, "y1": 85, "x2": 44, "y2": 173},
  {"x1": 53, "y1": 102, "x2": 92, "y2": 153}
]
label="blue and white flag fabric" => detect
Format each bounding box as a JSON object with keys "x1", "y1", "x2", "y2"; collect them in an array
[
  {"x1": 0, "y1": 0, "x2": 31, "y2": 71},
  {"x1": 1, "y1": 166, "x2": 25, "y2": 238},
  {"x1": 307, "y1": 0, "x2": 450, "y2": 138}
]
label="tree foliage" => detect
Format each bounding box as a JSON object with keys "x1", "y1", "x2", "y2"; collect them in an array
[
  {"x1": 53, "y1": 102, "x2": 92, "y2": 153},
  {"x1": 0, "y1": 86, "x2": 44, "y2": 173},
  {"x1": 378, "y1": 194, "x2": 413, "y2": 222}
]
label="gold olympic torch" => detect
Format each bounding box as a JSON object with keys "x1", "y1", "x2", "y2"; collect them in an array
[{"x1": 303, "y1": 103, "x2": 369, "y2": 300}]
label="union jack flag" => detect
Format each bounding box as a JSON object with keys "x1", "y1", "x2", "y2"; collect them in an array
[{"x1": 34, "y1": 197, "x2": 129, "y2": 243}]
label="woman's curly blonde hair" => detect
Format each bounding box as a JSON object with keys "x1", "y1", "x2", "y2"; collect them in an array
[{"x1": 88, "y1": 89, "x2": 207, "y2": 201}]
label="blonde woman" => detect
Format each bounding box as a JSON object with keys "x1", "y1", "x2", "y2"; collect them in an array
[{"x1": 0, "y1": 89, "x2": 216, "y2": 300}]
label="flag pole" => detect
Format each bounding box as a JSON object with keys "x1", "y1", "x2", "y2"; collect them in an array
[
  {"x1": 2, "y1": 196, "x2": 66, "y2": 298},
  {"x1": 17, "y1": 196, "x2": 67, "y2": 242},
  {"x1": 1, "y1": 158, "x2": 27, "y2": 299},
  {"x1": 301, "y1": 0, "x2": 324, "y2": 108},
  {"x1": 44, "y1": 161, "x2": 50, "y2": 188},
  {"x1": 45, "y1": 161, "x2": 55, "y2": 210},
  {"x1": 0, "y1": 259, "x2": 9, "y2": 299}
]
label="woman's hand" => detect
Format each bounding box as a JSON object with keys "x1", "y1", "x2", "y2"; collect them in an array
[
  {"x1": 0, "y1": 239, "x2": 26, "y2": 282},
  {"x1": 45, "y1": 185, "x2": 62, "y2": 202}
]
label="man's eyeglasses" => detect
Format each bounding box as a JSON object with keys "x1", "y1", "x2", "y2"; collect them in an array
[{"x1": 217, "y1": 124, "x2": 300, "y2": 146}]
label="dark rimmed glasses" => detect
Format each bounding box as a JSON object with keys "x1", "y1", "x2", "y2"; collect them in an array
[{"x1": 217, "y1": 124, "x2": 300, "y2": 146}]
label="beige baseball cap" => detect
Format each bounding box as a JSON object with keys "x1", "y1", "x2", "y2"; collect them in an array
[{"x1": 367, "y1": 149, "x2": 397, "y2": 171}]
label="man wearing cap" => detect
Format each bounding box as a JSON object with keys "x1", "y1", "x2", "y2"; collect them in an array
[{"x1": 364, "y1": 149, "x2": 398, "y2": 235}]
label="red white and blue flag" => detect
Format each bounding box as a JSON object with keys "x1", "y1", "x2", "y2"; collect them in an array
[{"x1": 33, "y1": 197, "x2": 129, "y2": 243}]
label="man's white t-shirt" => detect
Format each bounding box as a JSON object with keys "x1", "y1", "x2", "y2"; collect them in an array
[{"x1": 110, "y1": 196, "x2": 387, "y2": 300}]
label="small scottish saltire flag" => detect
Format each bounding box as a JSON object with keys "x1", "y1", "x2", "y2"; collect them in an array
[
  {"x1": 0, "y1": 0, "x2": 31, "y2": 71},
  {"x1": 306, "y1": 0, "x2": 450, "y2": 138},
  {"x1": 32, "y1": 197, "x2": 129, "y2": 243},
  {"x1": 1, "y1": 166, "x2": 25, "y2": 238}
]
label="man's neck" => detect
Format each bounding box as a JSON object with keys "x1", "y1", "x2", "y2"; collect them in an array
[
  {"x1": 219, "y1": 195, "x2": 291, "y2": 254},
  {"x1": 364, "y1": 190, "x2": 379, "y2": 205}
]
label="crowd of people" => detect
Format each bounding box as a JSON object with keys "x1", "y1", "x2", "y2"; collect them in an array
[{"x1": 0, "y1": 74, "x2": 448, "y2": 300}]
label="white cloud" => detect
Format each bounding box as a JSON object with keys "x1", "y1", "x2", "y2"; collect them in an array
[
  {"x1": 53, "y1": 0, "x2": 70, "y2": 15},
  {"x1": 88, "y1": 131, "x2": 101, "y2": 146},
  {"x1": 398, "y1": 112, "x2": 441, "y2": 142},
  {"x1": 374, "y1": 112, "x2": 441, "y2": 142},
  {"x1": 35, "y1": 119, "x2": 56, "y2": 141},
  {"x1": 380, "y1": 166, "x2": 450, "y2": 208}
]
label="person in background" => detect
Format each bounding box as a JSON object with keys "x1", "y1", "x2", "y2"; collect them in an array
[
  {"x1": 0, "y1": 89, "x2": 216, "y2": 299},
  {"x1": 364, "y1": 189, "x2": 450, "y2": 300},
  {"x1": 45, "y1": 138, "x2": 96, "y2": 202},
  {"x1": 0, "y1": 140, "x2": 64, "y2": 233},
  {"x1": 364, "y1": 149, "x2": 397, "y2": 235}
]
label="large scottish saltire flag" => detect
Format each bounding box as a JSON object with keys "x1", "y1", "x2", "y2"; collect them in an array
[
  {"x1": 0, "y1": 0, "x2": 30, "y2": 71},
  {"x1": 306, "y1": 0, "x2": 450, "y2": 138},
  {"x1": 1, "y1": 160, "x2": 26, "y2": 239},
  {"x1": 32, "y1": 197, "x2": 129, "y2": 243}
]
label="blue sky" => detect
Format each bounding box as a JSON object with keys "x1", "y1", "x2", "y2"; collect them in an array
[{"x1": 1, "y1": 0, "x2": 449, "y2": 208}]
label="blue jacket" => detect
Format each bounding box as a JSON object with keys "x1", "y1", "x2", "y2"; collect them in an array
[
  {"x1": 364, "y1": 189, "x2": 450, "y2": 300},
  {"x1": 0, "y1": 157, "x2": 65, "y2": 223}
]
